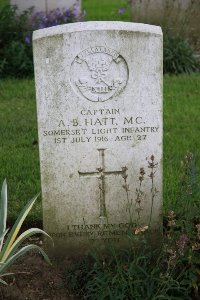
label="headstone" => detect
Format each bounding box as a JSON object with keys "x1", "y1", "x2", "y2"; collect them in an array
[
  {"x1": 130, "y1": 0, "x2": 200, "y2": 40},
  {"x1": 33, "y1": 22, "x2": 163, "y2": 255},
  {"x1": 11, "y1": 0, "x2": 81, "y2": 15}
]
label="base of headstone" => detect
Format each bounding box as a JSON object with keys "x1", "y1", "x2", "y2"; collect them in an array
[{"x1": 45, "y1": 228, "x2": 163, "y2": 259}]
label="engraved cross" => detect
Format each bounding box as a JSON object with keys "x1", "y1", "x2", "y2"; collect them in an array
[{"x1": 78, "y1": 149, "x2": 127, "y2": 219}]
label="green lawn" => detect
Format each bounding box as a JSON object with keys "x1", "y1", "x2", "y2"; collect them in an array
[
  {"x1": 0, "y1": 74, "x2": 200, "y2": 225},
  {"x1": 0, "y1": 80, "x2": 41, "y2": 225},
  {"x1": 0, "y1": 0, "x2": 8, "y2": 8},
  {"x1": 83, "y1": 0, "x2": 131, "y2": 21},
  {"x1": 163, "y1": 74, "x2": 200, "y2": 210}
]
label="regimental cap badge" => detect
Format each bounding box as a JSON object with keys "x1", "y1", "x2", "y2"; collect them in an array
[{"x1": 71, "y1": 46, "x2": 129, "y2": 102}]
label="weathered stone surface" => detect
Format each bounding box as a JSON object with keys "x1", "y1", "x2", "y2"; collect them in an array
[
  {"x1": 33, "y1": 22, "x2": 163, "y2": 255},
  {"x1": 11, "y1": 0, "x2": 81, "y2": 14}
]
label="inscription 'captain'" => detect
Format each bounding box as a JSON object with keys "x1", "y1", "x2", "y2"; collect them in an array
[{"x1": 70, "y1": 46, "x2": 129, "y2": 102}]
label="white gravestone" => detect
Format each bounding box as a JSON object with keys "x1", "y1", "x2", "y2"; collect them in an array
[
  {"x1": 33, "y1": 22, "x2": 163, "y2": 255},
  {"x1": 11, "y1": 0, "x2": 81, "y2": 15}
]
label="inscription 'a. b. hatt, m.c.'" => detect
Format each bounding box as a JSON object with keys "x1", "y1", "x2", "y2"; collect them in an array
[{"x1": 70, "y1": 46, "x2": 129, "y2": 102}]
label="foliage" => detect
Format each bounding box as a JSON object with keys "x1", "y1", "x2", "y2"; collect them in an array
[
  {"x1": 0, "y1": 4, "x2": 83, "y2": 78},
  {"x1": 24, "y1": 5, "x2": 82, "y2": 46},
  {"x1": 64, "y1": 152, "x2": 200, "y2": 299},
  {"x1": 64, "y1": 239, "x2": 197, "y2": 299},
  {"x1": 64, "y1": 256, "x2": 93, "y2": 294},
  {"x1": 0, "y1": 5, "x2": 33, "y2": 78},
  {"x1": 0, "y1": 180, "x2": 52, "y2": 285},
  {"x1": 163, "y1": 33, "x2": 200, "y2": 74},
  {"x1": 64, "y1": 242, "x2": 199, "y2": 299},
  {"x1": 1, "y1": 2, "x2": 200, "y2": 77}
]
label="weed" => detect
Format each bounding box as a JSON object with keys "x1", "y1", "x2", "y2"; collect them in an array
[
  {"x1": 163, "y1": 33, "x2": 200, "y2": 74},
  {"x1": 64, "y1": 151, "x2": 200, "y2": 299}
]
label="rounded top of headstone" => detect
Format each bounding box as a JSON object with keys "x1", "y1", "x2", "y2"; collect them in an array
[{"x1": 33, "y1": 21, "x2": 162, "y2": 41}]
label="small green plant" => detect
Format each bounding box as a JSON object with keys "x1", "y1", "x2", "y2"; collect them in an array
[
  {"x1": 0, "y1": 5, "x2": 33, "y2": 78},
  {"x1": 163, "y1": 33, "x2": 200, "y2": 74},
  {"x1": 0, "y1": 179, "x2": 52, "y2": 285}
]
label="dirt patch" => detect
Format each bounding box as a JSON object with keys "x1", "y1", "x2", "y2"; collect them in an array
[{"x1": 0, "y1": 240, "x2": 78, "y2": 300}]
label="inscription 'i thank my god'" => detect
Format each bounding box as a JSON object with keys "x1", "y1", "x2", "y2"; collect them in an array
[{"x1": 78, "y1": 149, "x2": 127, "y2": 218}]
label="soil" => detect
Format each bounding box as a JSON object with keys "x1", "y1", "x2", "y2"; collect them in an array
[{"x1": 0, "y1": 238, "x2": 78, "y2": 300}]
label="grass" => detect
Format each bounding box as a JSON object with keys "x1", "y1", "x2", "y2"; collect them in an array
[
  {"x1": 0, "y1": 0, "x2": 8, "y2": 8},
  {"x1": 0, "y1": 79, "x2": 41, "y2": 225},
  {"x1": 0, "y1": 0, "x2": 131, "y2": 21},
  {"x1": 0, "y1": 74, "x2": 200, "y2": 225},
  {"x1": 83, "y1": 0, "x2": 131, "y2": 21},
  {"x1": 163, "y1": 74, "x2": 200, "y2": 210}
]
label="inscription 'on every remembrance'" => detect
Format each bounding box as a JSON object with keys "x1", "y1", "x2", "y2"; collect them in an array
[{"x1": 33, "y1": 22, "x2": 163, "y2": 255}]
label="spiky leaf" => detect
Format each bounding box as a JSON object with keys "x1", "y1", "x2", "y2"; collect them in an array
[
  {"x1": 0, "y1": 277, "x2": 7, "y2": 285},
  {"x1": 0, "y1": 180, "x2": 7, "y2": 252},
  {"x1": 0, "y1": 193, "x2": 40, "y2": 261},
  {"x1": 4, "y1": 228, "x2": 52, "y2": 261},
  {"x1": 0, "y1": 244, "x2": 51, "y2": 275}
]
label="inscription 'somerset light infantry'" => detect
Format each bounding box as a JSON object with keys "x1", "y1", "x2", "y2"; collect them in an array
[{"x1": 33, "y1": 22, "x2": 163, "y2": 255}]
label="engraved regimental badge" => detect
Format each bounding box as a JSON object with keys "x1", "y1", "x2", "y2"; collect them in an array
[{"x1": 70, "y1": 46, "x2": 129, "y2": 102}]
